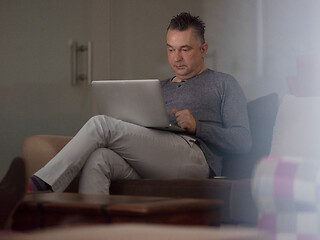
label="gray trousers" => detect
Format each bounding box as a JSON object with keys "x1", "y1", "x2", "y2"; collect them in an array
[{"x1": 35, "y1": 115, "x2": 209, "y2": 194}]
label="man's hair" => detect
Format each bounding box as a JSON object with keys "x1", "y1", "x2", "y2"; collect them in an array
[{"x1": 167, "y1": 12, "x2": 205, "y2": 44}]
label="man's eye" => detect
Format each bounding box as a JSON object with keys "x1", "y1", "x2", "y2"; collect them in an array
[
  {"x1": 168, "y1": 49, "x2": 174, "y2": 52},
  {"x1": 182, "y1": 49, "x2": 189, "y2": 52}
]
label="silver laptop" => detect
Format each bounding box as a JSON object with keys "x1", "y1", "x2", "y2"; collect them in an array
[{"x1": 91, "y1": 79, "x2": 185, "y2": 132}]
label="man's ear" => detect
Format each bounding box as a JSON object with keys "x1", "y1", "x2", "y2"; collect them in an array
[{"x1": 201, "y1": 43, "x2": 208, "y2": 56}]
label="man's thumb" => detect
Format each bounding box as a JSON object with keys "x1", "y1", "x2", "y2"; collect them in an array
[{"x1": 172, "y1": 109, "x2": 178, "y2": 115}]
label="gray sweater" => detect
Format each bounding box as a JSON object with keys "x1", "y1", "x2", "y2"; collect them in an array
[{"x1": 161, "y1": 69, "x2": 252, "y2": 176}]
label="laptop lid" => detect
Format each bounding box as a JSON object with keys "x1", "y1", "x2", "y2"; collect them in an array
[{"x1": 91, "y1": 79, "x2": 183, "y2": 131}]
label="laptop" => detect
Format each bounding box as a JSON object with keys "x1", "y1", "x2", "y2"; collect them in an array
[{"x1": 91, "y1": 79, "x2": 185, "y2": 132}]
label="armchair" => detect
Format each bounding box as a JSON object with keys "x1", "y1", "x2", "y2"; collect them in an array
[{"x1": 21, "y1": 93, "x2": 279, "y2": 225}]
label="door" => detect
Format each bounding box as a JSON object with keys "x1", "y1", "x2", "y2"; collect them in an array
[{"x1": 0, "y1": 0, "x2": 110, "y2": 176}]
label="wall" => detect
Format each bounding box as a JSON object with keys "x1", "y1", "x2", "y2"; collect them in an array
[
  {"x1": 0, "y1": 0, "x2": 110, "y2": 178},
  {"x1": 262, "y1": 0, "x2": 320, "y2": 97}
]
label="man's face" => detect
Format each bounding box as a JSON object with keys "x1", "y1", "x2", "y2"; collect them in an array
[{"x1": 166, "y1": 27, "x2": 208, "y2": 81}]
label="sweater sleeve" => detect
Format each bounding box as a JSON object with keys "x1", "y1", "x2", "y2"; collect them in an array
[{"x1": 195, "y1": 77, "x2": 252, "y2": 154}]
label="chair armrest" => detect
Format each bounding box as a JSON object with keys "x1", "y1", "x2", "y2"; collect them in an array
[{"x1": 22, "y1": 135, "x2": 72, "y2": 178}]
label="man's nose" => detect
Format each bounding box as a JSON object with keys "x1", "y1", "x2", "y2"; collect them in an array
[{"x1": 174, "y1": 50, "x2": 182, "y2": 61}]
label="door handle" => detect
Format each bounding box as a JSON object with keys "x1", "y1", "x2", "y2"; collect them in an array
[{"x1": 70, "y1": 41, "x2": 92, "y2": 85}]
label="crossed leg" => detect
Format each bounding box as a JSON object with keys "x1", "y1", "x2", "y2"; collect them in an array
[{"x1": 34, "y1": 115, "x2": 209, "y2": 193}]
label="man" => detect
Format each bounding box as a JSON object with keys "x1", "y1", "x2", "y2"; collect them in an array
[{"x1": 29, "y1": 12, "x2": 251, "y2": 194}]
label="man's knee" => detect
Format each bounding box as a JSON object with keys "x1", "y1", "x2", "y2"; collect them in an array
[
  {"x1": 87, "y1": 148, "x2": 113, "y2": 163},
  {"x1": 87, "y1": 115, "x2": 124, "y2": 132},
  {"x1": 82, "y1": 148, "x2": 112, "y2": 173},
  {"x1": 88, "y1": 115, "x2": 107, "y2": 125}
]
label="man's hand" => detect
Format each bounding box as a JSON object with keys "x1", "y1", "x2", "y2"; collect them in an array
[{"x1": 172, "y1": 109, "x2": 196, "y2": 134}]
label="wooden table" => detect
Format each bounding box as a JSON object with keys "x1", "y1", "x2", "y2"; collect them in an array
[{"x1": 12, "y1": 192, "x2": 223, "y2": 231}]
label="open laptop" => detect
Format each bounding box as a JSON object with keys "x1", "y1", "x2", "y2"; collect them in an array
[{"x1": 91, "y1": 79, "x2": 185, "y2": 132}]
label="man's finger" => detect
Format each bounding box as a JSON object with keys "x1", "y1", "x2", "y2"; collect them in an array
[{"x1": 172, "y1": 109, "x2": 178, "y2": 115}]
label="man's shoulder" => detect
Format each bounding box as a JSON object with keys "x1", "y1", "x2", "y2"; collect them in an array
[
  {"x1": 204, "y1": 69, "x2": 235, "y2": 80},
  {"x1": 200, "y1": 69, "x2": 237, "y2": 86}
]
